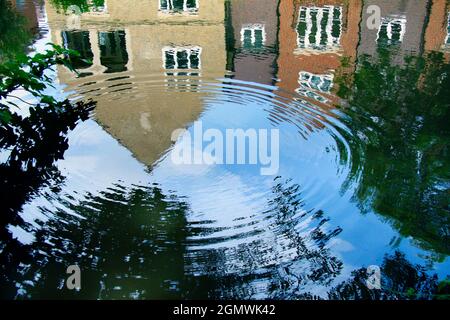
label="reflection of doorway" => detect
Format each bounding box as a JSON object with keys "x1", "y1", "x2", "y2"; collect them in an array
[
  {"x1": 61, "y1": 31, "x2": 94, "y2": 69},
  {"x1": 98, "y1": 30, "x2": 129, "y2": 73},
  {"x1": 159, "y1": 0, "x2": 199, "y2": 13}
]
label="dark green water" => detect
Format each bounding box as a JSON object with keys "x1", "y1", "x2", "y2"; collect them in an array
[{"x1": 0, "y1": 0, "x2": 449, "y2": 299}]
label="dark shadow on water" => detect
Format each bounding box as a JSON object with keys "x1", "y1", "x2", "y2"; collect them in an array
[{"x1": 0, "y1": 100, "x2": 95, "y2": 298}]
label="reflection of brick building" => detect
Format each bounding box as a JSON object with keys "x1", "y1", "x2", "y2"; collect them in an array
[
  {"x1": 228, "y1": 0, "x2": 279, "y2": 85},
  {"x1": 277, "y1": 0, "x2": 362, "y2": 107},
  {"x1": 47, "y1": 0, "x2": 226, "y2": 166},
  {"x1": 11, "y1": 0, "x2": 39, "y2": 32},
  {"x1": 358, "y1": 0, "x2": 429, "y2": 62},
  {"x1": 424, "y1": 0, "x2": 450, "y2": 60}
]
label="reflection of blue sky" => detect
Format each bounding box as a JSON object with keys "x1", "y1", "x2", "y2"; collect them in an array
[
  {"x1": 11, "y1": 69, "x2": 450, "y2": 288},
  {"x1": 148, "y1": 83, "x2": 450, "y2": 279}
]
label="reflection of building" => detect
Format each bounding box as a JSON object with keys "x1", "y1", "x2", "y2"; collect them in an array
[
  {"x1": 227, "y1": 0, "x2": 279, "y2": 85},
  {"x1": 424, "y1": 0, "x2": 450, "y2": 60},
  {"x1": 358, "y1": 0, "x2": 430, "y2": 61},
  {"x1": 11, "y1": 0, "x2": 39, "y2": 32},
  {"x1": 46, "y1": 0, "x2": 226, "y2": 166},
  {"x1": 277, "y1": 0, "x2": 362, "y2": 107}
]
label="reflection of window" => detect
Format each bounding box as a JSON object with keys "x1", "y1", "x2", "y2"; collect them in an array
[
  {"x1": 296, "y1": 88, "x2": 329, "y2": 103},
  {"x1": 297, "y1": 6, "x2": 342, "y2": 51},
  {"x1": 159, "y1": 0, "x2": 198, "y2": 13},
  {"x1": 299, "y1": 72, "x2": 333, "y2": 92},
  {"x1": 297, "y1": 72, "x2": 334, "y2": 103},
  {"x1": 446, "y1": 13, "x2": 450, "y2": 46},
  {"x1": 61, "y1": 31, "x2": 93, "y2": 69},
  {"x1": 98, "y1": 30, "x2": 129, "y2": 73},
  {"x1": 87, "y1": 0, "x2": 106, "y2": 13},
  {"x1": 240, "y1": 24, "x2": 266, "y2": 48},
  {"x1": 162, "y1": 46, "x2": 201, "y2": 70},
  {"x1": 165, "y1": 72, "x2": 200, "y2": 92},
  {"x1": 163, "y1": 46, "x2": 202, "y2": 92},
  {"x1": 377, "y1": 17, "x2": 407, "y2": 45}
]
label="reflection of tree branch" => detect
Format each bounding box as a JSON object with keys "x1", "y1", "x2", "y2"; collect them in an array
[
  {"x1": 329, "y1": 251, "x2": 448, "y2": 300},
  {"x1": 6, "y1": 95, "x2": 35, "y2": 106}
]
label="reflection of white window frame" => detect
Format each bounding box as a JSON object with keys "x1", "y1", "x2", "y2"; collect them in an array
[
  {"x1": 164, "y1": 72, "x2": 201, "y2": 92},
  {"x1": 159, "y1": 0, "x2": 199, "y2": 13},
  {"x1": 298, "y1": 71, "x2": 334, "y2": 93},
  {"x1": 162, "y1": 46, "x2": 202, "y2": 70},
  {"x1": 240, "y1": 24, "x2": 266, "y2": 46},
  {"x1": 295, "y1": 88, "x2": 329, "y2": 103},
  {"x1": 86, "y1": 0, "x2": 107, "y2": 13},
  {"x1": 376, "y1": 16, "x2": 407, "y2": 43},
  {"x1": 297, "y1": 6, "x2": 342, "y2": 51},
  {"x1": 446, "y1": 13, "x2": 450, "y2": 46}
]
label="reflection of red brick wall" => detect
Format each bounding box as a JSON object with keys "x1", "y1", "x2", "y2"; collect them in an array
[
  {"x1": 277, "y1": 0, "x2": 361, "y2": 106},
  {"x1": 11, "y1": 0, "x2": 39, "y2": 32},
  {"x1": 424, "y1": 0, "x2": 449, "y2": 61}
]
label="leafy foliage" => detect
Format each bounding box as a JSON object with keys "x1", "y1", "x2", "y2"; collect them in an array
[
  {"x1": 0, "y1": 45, "x2": 95, "y2": 245},
  {"x1": 49, "y1": 0, "x2": 105, "y2": 13},
  {"x1": 0, "y1": 0, "x2": 33, "y2": 63}
]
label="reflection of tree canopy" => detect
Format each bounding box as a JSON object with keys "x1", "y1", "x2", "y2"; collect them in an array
[
  {"x1": 50, "y1": 0, "x2": 105, "y2": 13},
  {"x1": 1, "y1": 177, "x2": 345, "y2": 299},
  {"x1": 0, "y1": 0, "x2": 33, "y2": 62},
  {"x1": 7, "y1": 185, "x2": 196, "y2": 299},
  {"x1": 336, "y1": 49, "x2": 450, "y2": 256},
  {"x1": 183, "y1": 177, "x2": 344, "y2": 299},
  {"x1": 329, "y1": 251, "x2": 450, "y2": 300},
  {"x1": 0, "y1": 100, "x2": 94, "y2": 298}
]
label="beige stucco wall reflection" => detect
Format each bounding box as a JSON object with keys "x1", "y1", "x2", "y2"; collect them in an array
[{"x1": 46, "y1": 0, "x2": 226, "y2": 167}]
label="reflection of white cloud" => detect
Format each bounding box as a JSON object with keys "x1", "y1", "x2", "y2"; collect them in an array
[
  {"x1": 328, "y1": 238, "x2": 355, "y2": 253},
  {"x1": 153, "y1": 152, "x2": 272, "y2": 246},
  {"x1": 8, "y1": 225, "x2": 35, "y2": 245},
  {"x1": 68, "y1": 120, "x2": 108, "y2": 147},
  {"x1": 62, "y1": 155, "x2": 100, "y2": 174}
]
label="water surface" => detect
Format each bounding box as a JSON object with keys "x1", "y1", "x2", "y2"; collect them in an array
[{"x1": 1, "y1": 0, "x2": 449, "y2": 299}]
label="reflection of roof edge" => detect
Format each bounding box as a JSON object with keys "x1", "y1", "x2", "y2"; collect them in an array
[{"x1": 93, "y1": 118, "x2": 171, "y2": 169}]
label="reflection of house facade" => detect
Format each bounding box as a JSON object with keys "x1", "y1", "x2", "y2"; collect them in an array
[
  {"x1": 11, "y1": 0, "x2": 39, "y2": 32},
  {"x1": 358, "y1": 0, "x2": 429, "y2": 61},
  {"x1": 227, "y1": 0, "x2": 279, "y2": 85},
  {"x1": 46, "y1": 0, "x2": 226, "y2": 166},
  {"x1": 277, "y1": 0, "x2": 362, "y2": 107},
  {"x1": 424, "y1": 0, "x2": 450, "y2": 60}
]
